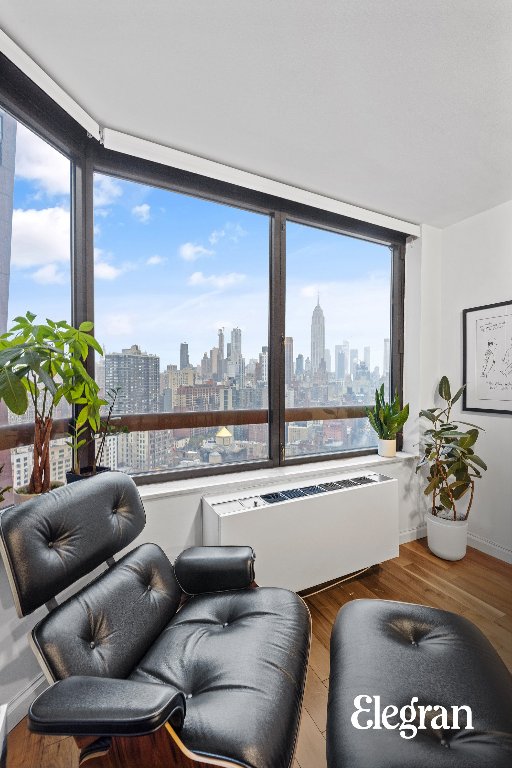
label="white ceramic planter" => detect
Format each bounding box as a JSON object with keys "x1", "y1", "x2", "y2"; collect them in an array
[
  {"x1": 426, "y1": 511, "x2": 468, "y2": 561},
  {"x1": 378, "y1": 438, "x2": 396, "y2": 458},
  {"x1": 13, "y1": 482, "x2": 63, "y2": 505}
]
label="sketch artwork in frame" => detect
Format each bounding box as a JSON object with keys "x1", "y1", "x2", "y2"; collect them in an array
[{"x1": 463, "y1": 300, "x2": 512, "y2": 415}]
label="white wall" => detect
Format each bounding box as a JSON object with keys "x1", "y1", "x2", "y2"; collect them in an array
[{"x1": 439, "y1": 200, "x2": 512, "y2": 562}]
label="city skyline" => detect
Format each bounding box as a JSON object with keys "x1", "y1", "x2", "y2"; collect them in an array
[
  {"x1": 3, "y1": 110, "x2": 387, "y2": 478},
  {"x1": 6, "y1": 117, "x2": 391, "y2": 370}
]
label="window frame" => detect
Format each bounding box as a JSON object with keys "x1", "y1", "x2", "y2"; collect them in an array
[{"x1": 0, "y1": 53, "x2": 406, "y2": 485}]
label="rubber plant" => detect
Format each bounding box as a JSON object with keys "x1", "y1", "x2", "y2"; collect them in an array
[
  {"x1": 366, "y1": 384, "x2": 409, "y2": 439},
  {"x1": 416, "y1": 375, "x2": 487, "y2": 520},
  {"x1": 0, "y1": 312, "x2": 104, "y2": 494}
]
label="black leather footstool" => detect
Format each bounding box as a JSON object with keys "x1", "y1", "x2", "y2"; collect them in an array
[{"x1": 326, "y1": 599, "x2": 512, "y2": 767}]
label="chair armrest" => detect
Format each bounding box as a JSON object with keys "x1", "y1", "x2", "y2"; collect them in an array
[
  {"x1": 174, "y1": 546, "x2": 256, "y2": 594},
  {"x1": 28, "y1": 677, "x2": 186, "y2": 737}
]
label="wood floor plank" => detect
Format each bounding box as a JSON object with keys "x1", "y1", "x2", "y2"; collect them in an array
[
  {"x1": 403, "y1": 561, "x2": 506, "y2": 620},
  {"x1": 294, "y1": 709, "x2": 327, "y2": 768},
  {"x1": 303, "y1": 668, "x2": 329, "y2": 733},
  {"x1": 308, "y1": 632, "x2": 330, "y2": 682},
  {"x1": 401, "y1": 539, "x2": 452, "y2": 569}
]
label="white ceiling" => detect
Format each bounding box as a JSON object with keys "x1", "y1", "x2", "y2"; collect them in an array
[{"x1": 1, "y1": 0, "x2": 511, "y2": 228}]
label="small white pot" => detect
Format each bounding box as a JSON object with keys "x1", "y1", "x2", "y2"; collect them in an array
[
  {"x1": 378, "y1": 438, "x2": 396, "y2": 458},
  {"x1": 426, "y1": 511, "x2": 468, "y2": 561}
]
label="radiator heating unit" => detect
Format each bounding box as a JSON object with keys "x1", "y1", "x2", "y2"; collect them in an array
[{"x1": 202, "y1": 472, "x2": 399, "y2": 591}]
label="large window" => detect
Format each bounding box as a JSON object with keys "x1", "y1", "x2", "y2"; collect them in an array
[
  {"x1": 93, "y1": 174, "x2": 270, "y2": 474},
  {"x1": 0, "y1": 107, "x2": 71, "y2": 494},
  {"x1": 0, "y1": 65, "x2": 406, "y2": 487},
  {"x1": 285, "y1": 221, "x2": 391, "y2": 458}
]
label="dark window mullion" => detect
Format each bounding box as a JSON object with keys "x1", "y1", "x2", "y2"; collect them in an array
[
  {"x1": 390, "y1": 243, "x2": 406, "y2": 449},
  {"x1": 71, "y1": 145, "x2": 95, "y2": 465},
  {"x1": 269, "y1": 212, "x2": 286, "y2": 466}
]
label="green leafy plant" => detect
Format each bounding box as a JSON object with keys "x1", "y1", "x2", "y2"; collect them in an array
[
  {"x1": 416, "y1": 375, "x2": 487, "y2": 521},
  {"x1": 67, "y1": 387, "x2": 128, "y2": 476},
  {"x1": 366, "y1": 384, "x2": 409, "y2": 440},
  {"x1": 0, "y1": 464, "x2": 11, "y2": 504},
  {"x1": 0, "y1": 312, "x2": 104, "y2": 494}
]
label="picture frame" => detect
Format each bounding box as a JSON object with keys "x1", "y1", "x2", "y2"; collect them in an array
[{"x1": 463, "y1": 300, "x2": 512, "y2": 415}]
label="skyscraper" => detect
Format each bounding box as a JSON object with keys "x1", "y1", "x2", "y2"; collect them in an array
[
  {"x1": 218, "y1": 328, "x2": 225, "y2": 377},
  {"x1": 106, "y1": 344, "x2": 160, "y2": 414},
  {"x1": 310, "y1": 298, "x2": 325, "y2": 374},
  {"x1": 106, "y1": 345, "x2": 161, "y2": 472},
  {"x1": 284, "y1": 337, "x2": 294, "y2": 384},
  {"x1": 364, "y1": 346, "x2": 371, "y2": 369},
  {"x1": 231, "y1": 327, "x2": 242, "y2": 362},
  {"x1": 383, "y1": 338, "x2": 390, "y2": 379},
  {"x1": 260, "y1": 346, "x2": 268, "y2": 384},
  {"x1": 180, "y1": 342, "x2": 190, "y2": 370},
  {"x1": 335, "y1": 345, "x2": 345, "y2": 380},
  {"x1": 296, "y1": 353, "x2": 304, "y2": 377},
  {"x1": 343, "y1": 341, "x2": 350, "y2": 377},
  {"x1": 350, "y1": 349, "x2": 359, "y2": 378}
]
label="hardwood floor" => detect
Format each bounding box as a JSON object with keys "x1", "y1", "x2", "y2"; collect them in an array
[{"x1": 7, "y1": 540, "x2": 512, "y2": 768}]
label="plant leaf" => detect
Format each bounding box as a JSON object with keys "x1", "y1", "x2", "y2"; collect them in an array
[
  {"x1": 0, "y1": 369, "x2": 28, "y2": 414},
  {"x1": 439, "y1": 376, "x2": 451, "y2": 401},
  {"x1": 468, "y1": 454, "x2": 487, "y2": 471}
]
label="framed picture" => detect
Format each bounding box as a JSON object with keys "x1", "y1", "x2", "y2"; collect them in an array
[{"x1": 463, "y1": 300, "x2": 512, "y2": 415}]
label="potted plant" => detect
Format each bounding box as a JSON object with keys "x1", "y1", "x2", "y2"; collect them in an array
[
  {"x1": 416, "y1": 375, "x2": 487, "y2": 561},
  {"x1": 366, "y1": 384, "x2": 409, "y2": 457},
  {"x1": 66, "y1": 387, "x2": 127, "y2": 482},
  {"x1": 0, "y1": 312, "x2": 103, "y2": 497}
]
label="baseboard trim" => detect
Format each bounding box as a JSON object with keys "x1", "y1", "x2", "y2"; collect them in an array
[
  {"x1": 468, "y1": 532, "x2": 512, "y2": 564},
  {"x1": 7, "y1": 673, "x2": 47, "y2": 732},
  {"x1": 400, "y1": 524, "x2": 426, "y2": 544}
]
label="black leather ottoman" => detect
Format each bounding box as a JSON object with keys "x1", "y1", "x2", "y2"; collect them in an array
[{"x1": 327, "y1": 599, "x2": 512, "y2": 767}]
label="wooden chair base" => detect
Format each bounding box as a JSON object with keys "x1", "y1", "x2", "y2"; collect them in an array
[{"x1": 77, "y1": 724, "x2": 239, "y2": 768}]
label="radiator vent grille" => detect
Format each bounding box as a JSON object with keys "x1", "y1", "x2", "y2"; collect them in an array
[{"x1": 260, "y1": 475, "x2": 376, "y2": 505}]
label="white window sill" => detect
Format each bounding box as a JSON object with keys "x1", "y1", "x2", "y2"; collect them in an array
[{"x1": 138, "y1": 451, "x2": 417, "y2": 503}]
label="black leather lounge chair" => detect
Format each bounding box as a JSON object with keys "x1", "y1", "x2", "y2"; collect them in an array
[{"x1": 0, "y1": 471, "x2": 311, "y2": 768}]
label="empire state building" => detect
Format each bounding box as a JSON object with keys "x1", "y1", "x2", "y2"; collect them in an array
[{"x1": 311, "y1": 297, "x2": 325, "y2": 374}]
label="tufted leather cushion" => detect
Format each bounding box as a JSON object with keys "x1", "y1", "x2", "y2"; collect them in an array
[
  {"x1": 327, "y1": 599, "x2": 512, "y2": 768},
  {"x1": 130, "y1": 587, "x2": 311, "y2": 768},
  {"x1": 0, "y1": 472, "x2": 145, "y2": 617},
  {"x1": 32, "y1": 543, "x2": 182, "y2": 681},
  {"x1": 174, "y1": 546, "x2": 255, "y2": 594}
]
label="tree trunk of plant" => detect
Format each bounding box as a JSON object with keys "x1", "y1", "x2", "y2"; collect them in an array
[{"x1": 28, "y1": 416, "x2": 53, "y2": 494}]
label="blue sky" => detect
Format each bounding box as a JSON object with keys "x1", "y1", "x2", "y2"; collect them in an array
[{"x1": 8, "y1": 118, "x2": 391, "y2": 372}]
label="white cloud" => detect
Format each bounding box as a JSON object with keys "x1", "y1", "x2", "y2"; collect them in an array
[
  {"x1": 209, "y1": 228, "x2": 225, "y2": 245},
  {"x1": 132, "y1": 203, "x2": 150, "y2": 223},
  {"x1": 208, "y1": 222, "x2": 247, "y2": 246},
  {"x1": 146, "y1": 255, "x2": 166, "y2": 266},
  {"x1": 94, "y1": 247, "x2": 122, "y2": 280},
  {"x1": 95, "y1": 262, "x2": 122, "y2": 280},
  {"x1": 226, "y1": 223, "x2": 247, "y2": 242},
  {"x1": 31, "y1": 264, "x2": 67, "y2": 285},
  {"x1": 188, "y1": 271, "x2": 246, "y2": 289},
  {"x1": 94, "y1": 175, "x2": 123, "y2": 208},
  {"x1": 179, "y1": 242, "x2": 214, "y2": 261},
  {"x1": 11, "y1": 207, "x2": 70, "y2": 268},
  {"x1": 14, "y1": 122, "x2": 70, "y2": 196}
]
